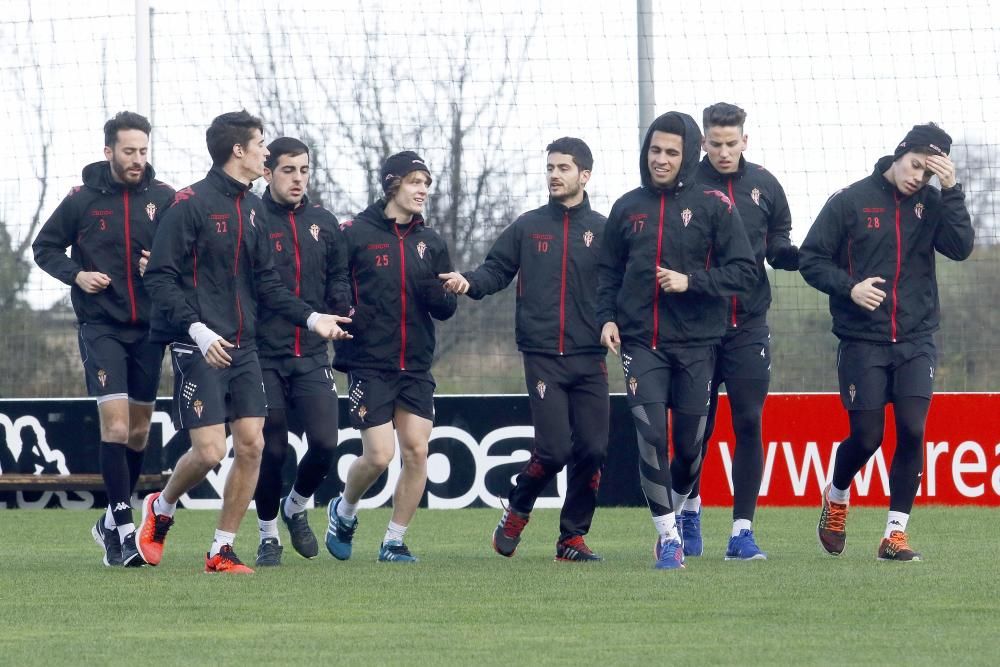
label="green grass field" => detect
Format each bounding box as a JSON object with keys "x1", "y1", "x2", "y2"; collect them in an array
[{"x1": 1, "y1": 506, "x2": 997, "y2": 666}]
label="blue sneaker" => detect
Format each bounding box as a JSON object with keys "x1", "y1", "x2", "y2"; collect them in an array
[
  {"x1": 378, "y1": 539, "x2": 418, "y2": 563},
  {"x1": 725, "y1": 529, "x2": 767, "y2": 561},
  {"x1": 325, "y1": 497, "x2": 357, "y2": 561},
  {"x1": 653, "y1": 536, "x2": 685, "y2": 570},
  {"x1": 680, "y1": 509, "x2": 703, "y2": 557}
]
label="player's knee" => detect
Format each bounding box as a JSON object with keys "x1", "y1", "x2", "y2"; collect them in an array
[
  {"x1": 399, "y1": 441, "x2": 428, "y2": 466},
  {"x1": 100, "y1": 421, "x2": 129, "y2": 444}
]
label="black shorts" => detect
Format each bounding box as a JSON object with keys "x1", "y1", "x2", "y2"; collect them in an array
[
  {"x1": 78, "y1": 323, "x2": 164, "y2": 403},
  {"x1": 620, "y1": 344, "x2": 716, "y2": 415},
  {"x1": 346, "y1": 368, "x2": 435, "y2": 429},
  {"x1": 837, "y1": 337, "x2": 936, "y2": 411},
  {"x1": 260, "y1": 354, "x2": 339, "y2": 412},
  {"x1": 716, "y1": 325, "x2": 771, "y2": 384},
  {"x1": 170, "y1": 344, "x2": 267, "y2": 429}
]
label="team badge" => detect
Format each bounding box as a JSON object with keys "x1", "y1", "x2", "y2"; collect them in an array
[
  {"x1": 681, "y1": 208, "x2": 692, "y2": 227},
  {"x1": 249, "y1": 209, "x2": 256, "y2": 228},
  {"x1": 358, "y1": 405, "x2": 368, "y2": 420},
  {"x1": 914, "y1": 202, "x2": 924, "y2": 220},
  {"x1": 583, "y1": 230, "x2": 594, "y2": 248},
  {"x1": 628, "y1": 376, "x2": 638, "y2": 395},
  {"x1": 751, "y1": 187, "x2": 761, "y2": 206},
  {"x1": 848, "y1": 384, "x2": 856, "y2": 403},
  {"x1": 145, "y1": 202, "x2": 157, "y2": 221},
  {"x1": 310, "y1": 224, "x2": 320, "y2": 242},
  {"x1": 417, "y1": 241, "x2": 427, "y2": 259},
  {"x1": 97, "y1": 369, "x2": 107, "y2": 387},
  {"x1": 536, "y1": 380, "x2": 546, "y2": 399},
  {"x1": 193, "y1": 399, "x2": 204, "y2": 418}
]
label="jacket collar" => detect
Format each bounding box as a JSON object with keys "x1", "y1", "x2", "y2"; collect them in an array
[
  {"x1": 82, "y1": 161, "x2": 156, "y2": 194},
  {"x1": 207, "y1": 166, "x2": 253, "y2": 199},
  {"x1": 263, "y1": 186, "x2": 310, "y2": 213},
  {"x1": 358, "y1": 199, "x2": 426, "y2": 232},
  {"x1": 697, "y1": 155, "x2": 747, "y2": 183},
  {"x1": 546, "y1": 191, "x2": 593, "y2": 218}
]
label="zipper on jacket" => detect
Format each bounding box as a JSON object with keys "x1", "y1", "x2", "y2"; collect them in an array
[
  {"x1": 234, "y1": 194, "x2": 245, "y2": 346},
  {"x1": 727, "y1": 178, "x2": 738, "y2": 329},
  {"x1": 558, "y1": 211, "x2": 569, "y2": 354},
  {"x1": 393, "y1": 224, "x2": 416, "y2": 370},
  {"x1": 651, "y1": 193, "x2": 666, "y2": 349},
  {"x1": 289, "y1": 211, "x2": 303, "y2": 357},
  {"x1": 123, "y1": 191, "x2": 137, "y2": 323},
  {"x1": 891, "y1": 194, "x2": 902, "y2": 342}
]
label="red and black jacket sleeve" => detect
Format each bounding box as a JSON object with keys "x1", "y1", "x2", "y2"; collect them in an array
[{"x1": 463, "y1": 220, "x2": 521, "y2": 299}]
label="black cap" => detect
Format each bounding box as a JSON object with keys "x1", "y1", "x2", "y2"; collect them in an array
[
  {"x1": 894, "y1": 124, "x2": 952, "y2": 160},
  {"x1": 380, "y1": 151, "x2": 431, "y2": 193}
]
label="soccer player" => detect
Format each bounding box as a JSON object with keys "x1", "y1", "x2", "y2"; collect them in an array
[
  {"x1": 139, "y1": 111, "x2": 350, "y2": 574},
  {"x1": 439, "y1": 137, "x2": 609, "y2": 561},
  {"x1": 681, "y1": 103, "x2": 800, "y2": 560},
  {"x1": 597, "y1": 111, "x2": 756, "y2": 570},
  {"x1": 324, "y1": 151, "x2": 457, "y2": 564},
  {"x1": 251, "y1": 137, "x2": 350, "y2": 566},
  {"x1": 801, "y1": 123, "x2": 973, "y2": 561},
  {"x1": 33, "y1": 111, "x2": 175, "y2": 567}
]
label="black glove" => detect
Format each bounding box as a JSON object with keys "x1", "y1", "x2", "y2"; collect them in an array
[{"x1": 770, "y1": 244, "x2": 800, "y2": 271}]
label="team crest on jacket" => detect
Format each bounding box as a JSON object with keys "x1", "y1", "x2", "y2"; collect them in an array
[
  {"x1": 751, "y1": 187, "x2": 761, "y2": 206},
  {"x1": 681, "y1": 209, "x2": 692, "y2": 227},
  {"x1": 536, "y1": 380, "x2": 546, "y2": 399},
  {"x1": 848, "y1": 384, "x2": 856, "y2": 403},
  {"x1": 310, "y1": 224, "x2": 320, "y2": 242},
  {"x1": 97, "y1": 369, "x2": 107, "y2": 387},
  {"x1": 417, "y1": 241, "x2": 427, "y2": 259},
  {"x1": 249, "y1": 208, "x2": 256, "y2": 228},
  {"x1": 193, "y1": 399, "x2": 204, "y2": 418},
  {"x1": 628, "y1": 376, "x2": 638, "y2": 395},
  {"x1": 145, "y1": 202, "x2": 157, "y2": 221},
  {"x1": 583, "y1": 230, "x2": 594, "y2": 247},
  {"x1": 914, "y1": 202, "x2": 924, "y2": 220},
  {"x1": 358, "y1": 405, "x2": 368, "y2": 420}
]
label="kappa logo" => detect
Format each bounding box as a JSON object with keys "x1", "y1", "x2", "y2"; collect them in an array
[
  {"x1": 416, "y1": 241, "x2": 428, "y2": 260},
  {"x1": 889, "y1": 520, "x2": 903, "y2": 527},
  {"x1": 172, "y1": 186, "x2": 195, "y2": 204},
  {"x1": 583, "y1": 230, "x2": 594, "y2": 248},
  {"x1": 113, "y1": 501, "x2": 131, "y2": 512},
  {"x1": 681, "y1": 208, "x2": 693, "y2": 227},
  {"x1": 145, "y1": 202, "x2": 157, "y2": 221},
  {"x1": 751, "y1": 187, "x2": 761, "y2": 206},
  {"x1": 310, "y1": 223, "x2": 320, "y2": 242},
  {"x1": 97, "y1": 369, "x2": 108, "y2": 388},
  {"x1": 193, "y1": 399, "x2": 204, "y2": 418},
  {"x1": 915, "y1": 202, "x2": 924, "y2": 220},
  {"x1": 536, "y1": 380, "x2": 546, "y2": 399},
  {"x1": 628, "y1": 376, "x2": 638, "y2": 396},
  {"x1": 849, "y1": 383, "x2": 856, "y2": 403},
  {"x1": 702, "y1": 189, "x2": 734, "y2": 213}
]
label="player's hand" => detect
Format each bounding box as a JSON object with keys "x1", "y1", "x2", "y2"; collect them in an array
[
  {"x1": 439, "y1": 272, "x2": 470, "y2": 295},
  {"x1": 851, "y1": 277, "x2": 887, "y2": 311},
  {"x1": 656, "y1": 266, "x2": 689, "y2": 293},
  {"x1": 601, "y1": 321, "x2": 621, "y2": 356},
  {"x1": 204, "y1": 338, "x2": 235, "y2": 369},
  {"x1": 311, "y1": 314, "x2": 353, "y2": 340},
  {"x1": 75, "y1": 271, "x2": 111, "y2": 293},
  {"x1": 139, "y1": 250, "x2": 151, "y2": 277},
  {"x1": 925, "y1": 154, "x2": 957, "y2": 189}
]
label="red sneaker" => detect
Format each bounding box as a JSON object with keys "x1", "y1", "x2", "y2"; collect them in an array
[
  {"x1": 136, "y1": 492, "x2": 174, "y2": 566},
  {"x1": 817, "y1": 484, "x2": 849, "y2": 556},
  {"x1": 205, "y1": 545, "x2": 255, "y2": 574},
  {"x1": 878, "y1": 531, "x2": 922, "y2": 562}
]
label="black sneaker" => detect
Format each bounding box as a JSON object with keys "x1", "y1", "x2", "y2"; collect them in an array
[
  {"x1": 121, "y1": 531, "x2": 147, "y2": 567},
  {"x1": 555, "y1": 535, "x2": 603, "y2": 562},
  {"x1": 492, "y1": 508, "x2": 529, "y2": 557},
  {"x1": 256, "y1": 537, "x2": 284, "y2": 567},
  {"x1": 280, "y1": 497, "x2": 319, "y2": 559},
  {"x1": 91, "y1": 517, "x2": 123, "y2": 567}
]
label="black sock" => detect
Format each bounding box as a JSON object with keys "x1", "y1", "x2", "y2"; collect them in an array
[
  {"x1": 101, "y1": 441, "x2": 133, "y2": 527},
  {"x1": 125, "y1": 448, "x2": 145, "y2": 496}
]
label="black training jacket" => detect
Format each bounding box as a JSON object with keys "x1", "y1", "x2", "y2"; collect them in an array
[
  {"x1": 463, "y1": 194, "x2": 606, "y2": 356},
  {"x1": 695, "y1": 156, "x2": 797, "y2": 330},
  {"x1": 33, "y1": 161, "x2": 175, "y2": 326},
  {"x1": 333, "y1": 201, "x2": 457, "y2": 372},
  {"x1": 596, "y1": 112, "x2": 757, "y2": 349},
  {"x1": 144, "y1": 167, "x2": 315, "y2": 348},
  {"x1": 800, "y1": 155, "x2": 974, "y2": 343},
  {"x1": 256, "y1": 188, "x2": 350, "y2": 360}
]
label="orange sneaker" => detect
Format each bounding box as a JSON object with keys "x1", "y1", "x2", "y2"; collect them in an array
[
  {"x1": 136, "y1": 492, "x2": 174, "y2": 566},
  {"x1": 878, "y1": 530, "x2": 922, "y2": 561},
  {"x1": 817, "y1": 484, "x2": 848, "y2": 556},
  {"x1": 205, "y1": 545, "x2": 255, "y2": 574}
]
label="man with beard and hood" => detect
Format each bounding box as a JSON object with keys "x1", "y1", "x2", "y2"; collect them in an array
[
  {"x1": 33, "y1": 111, "x2": 176, "y2": 568},
  {"x1": 324, "y1": 151, "x2": 458, "y2": 564},
  {"x1": 801, "y1": 123, "x2": 973, "y2": 562},
  {"x1": 439, "y1": 137, "x2": 609, "y2": 562},
  {"x1": 597, "y1": 111, "x2": 756, "y2": 570}
]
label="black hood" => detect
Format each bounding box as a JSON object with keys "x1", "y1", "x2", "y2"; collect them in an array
[
  {"x1": 81, "y1": 160, "x2": 156, "y2": 194},
  {"x1": 639, "y1": 111, "x2": 702, "y2": 193},
  {"x1": 356, "y1": 199, "x2": 426, "y2": 232}
]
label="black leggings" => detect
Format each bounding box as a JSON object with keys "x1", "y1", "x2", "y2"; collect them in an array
[
  {"x1": 632, "y1": 403, "x2": 706, "y2": 516},
  {"x1": 831, "y1": 397, "x2": 930, "y2": 514},
  {"x1": 690, "y1": 378, "x2": 767, "y2": 520},
  {"x1": 254, "y1": 395, "x2": 339, "y2": 522}
]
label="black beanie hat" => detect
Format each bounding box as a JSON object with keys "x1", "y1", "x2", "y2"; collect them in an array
[
  {"x1": 380, "y1": 151, "x2": 431, "y2": 193},
  {"x1": 893, "y1": 124, "x2": 952, "y2": 160}
]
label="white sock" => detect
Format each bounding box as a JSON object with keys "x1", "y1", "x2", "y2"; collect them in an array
[
  {"x1": 682, "y1": 495, "x2": 702, "y2": 513},
  {"x1": 732, "y1": 519, "x2": 752, "y2": 537},
  {"x1": 104, "y1": 506, "x2": 116, "y2": 530},
  {"x1": 153, "y1": 494, "x2": 177, "y2": 518},
  {"x1": 652, "y1": 513, "x2": 678, "y2": 541},
  {"x1": 670, "y1": 490, "x2": 690, "y2": 519},
  {"x1": 258, "y1": 518, "x2": 280, "y2": 542},
  {"x1": 383, "y1": 521, "x2": 407, "y2": 545},
  {"x1": 336, "y1": 495, "x2": 359, "y2": 521},
  {"x1": 885, "y1": 511, "x2": 909, "y2": 538},
  {"x1": 116, "y1": 523, "x2": 136, "y2": 540},
  {"x1": 210, "y1": 529, "x2": 236, "y2": 557},
  {"x1": 827, "y1": 484, "x2": 850, "y2": 504},
  {"x1": 283, "y1": 489, "x2": 310, "y2": 518}
]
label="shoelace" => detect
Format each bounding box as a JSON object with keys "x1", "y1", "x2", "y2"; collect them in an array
[
  {"x1": 503, "y1": 511, "x2": 528, "y2": 537},
  {"x1": 217, "y1": 545, "x2": 245, "y2": 565},
  {"x1": 560, "y1": 536, "x2": 592, "y2": 555},
  {"x1": 821, "y1": 500, "x2": 847, "y2": 532},
  {"x1": 152, "y1": 515, "x2": 173, "y2": 543},
  {"x1": 886, "y1": 530, "x2": 910, "y2": 551}
]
